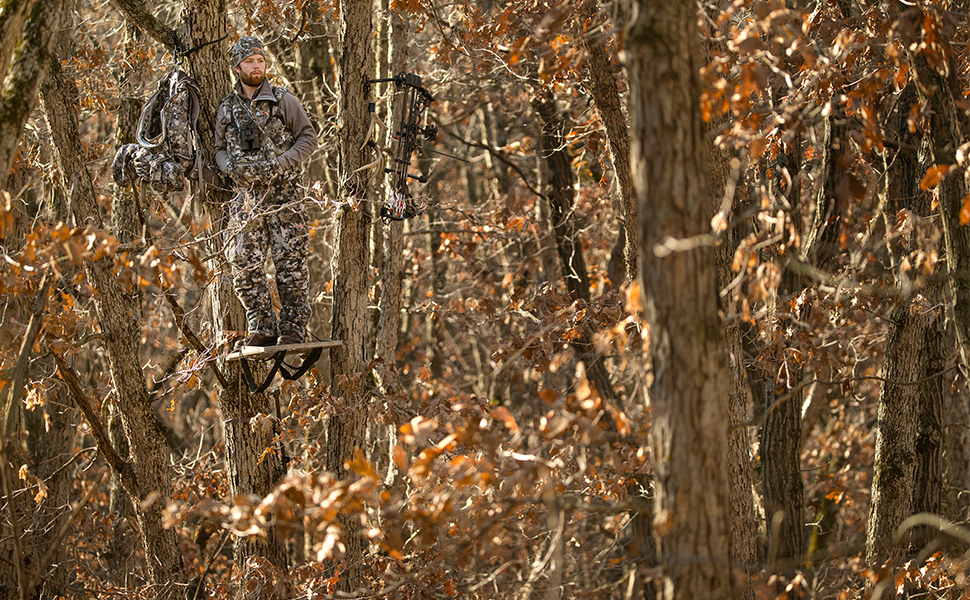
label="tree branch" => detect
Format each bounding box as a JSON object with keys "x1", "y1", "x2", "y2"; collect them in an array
[
  {"x1": 439, "y1": 124, "x2": 546, "y2": 200},
  {"x1": 0, "y1": 269, "x2": 51, "y2": 448},
  {"x1": 0, "y1": 0, "x2": 68, "y2": 192},
  {"x1": 51, "y1": 352, "x2": 130, "y2": 478},
  {"x1": 108, "y1": 0, "x2": 178, "y2": 50}
]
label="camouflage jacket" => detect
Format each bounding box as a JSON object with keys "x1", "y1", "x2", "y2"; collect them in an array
[{"x1": 214, "y1": 78, "x2": 318, "y2": 187}]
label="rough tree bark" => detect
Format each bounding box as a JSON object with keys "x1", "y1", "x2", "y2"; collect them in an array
[
  {"x1": 707, "y1": 79, "x2": 759, "y2": 600},
  {"x1": 906, "y1": 8, "x2": 970, "y2": 377},
  {"x1": 328, "y1": 0, "x2": 373, "y2": 591},
  {"x1": 375, "y1": 9, "x2": 407, "y2": 375},
  {"x1": 0, "y1": 0, "x2": 39, "y2": 79},
  {"x1": 866, "y1": 300, "x2": 930, "y2": 563},
  {"x1": 867, "y1": 79, "x2": 948, "y2": 568},
  {"x1": 40, "y1": 54, "x2": 186, "y2": 600},
  {"x1": 626, "y1": 0, "x2": 734, "y2": 596},
  {"x1": 0, "y1": 0, "x2": 66, "y2": 181}
]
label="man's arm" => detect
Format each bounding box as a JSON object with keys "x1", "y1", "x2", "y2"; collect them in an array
[
  {"x1": 214, "y1": 102, "x2": 231, "y2": 172},
  {"x1": 275, "y1": 92, "x2": 319, "y2": 170}
]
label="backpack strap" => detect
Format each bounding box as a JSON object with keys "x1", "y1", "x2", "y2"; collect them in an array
[{"x1": 134, "y1": 77, "x2": 169, "y2": 149}]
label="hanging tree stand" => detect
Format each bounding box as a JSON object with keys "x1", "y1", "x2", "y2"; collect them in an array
[{"x1": 226, "y1": 340, "x2": 343, "y2": 393}]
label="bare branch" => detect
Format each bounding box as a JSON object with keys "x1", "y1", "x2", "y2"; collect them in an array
[
  {"x1": 51, "y1": 352, "x2": 130, "y2": 478},
  {"x1": 108, "y1": 0, "x2": 178, "y2": 51}
]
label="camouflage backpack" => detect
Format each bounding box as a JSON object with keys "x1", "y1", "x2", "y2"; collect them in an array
[{"x1": 111, "y1": 68, "x2": 205, "y2": 194}]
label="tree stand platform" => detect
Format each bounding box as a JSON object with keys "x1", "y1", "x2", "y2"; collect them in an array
[{"x1": 226, "y1": 340, "x2": 343, "y2": 393}]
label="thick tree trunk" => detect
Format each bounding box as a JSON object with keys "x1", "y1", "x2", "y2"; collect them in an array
[
  {"x1": 329, "y1": 0, "x2": 373, "y2": 591},
  {"x1": 866, "y1": 78, "x2": 949, "y2": 568},
  {"x1": 40, "y1": 55, "x2": 186, "y2": 600},
  {"x1": 375, "y1": 8, "x2": 407, "y2": 377},
  {"x1": 0, "y1": 0, "x2": 66, "y2": 182},
  {"x1": 711, "y1": 149, "x2": 759, "y2": 592},
  {"x1": 866, "y1": 300, "x2": 930, "y2": 562},
  {"x1": 627, "y1": 0, "x2": 734, "y2": 596},
  {"x1": 907, "y1": 11, "x2": 970, "y2": 377}
]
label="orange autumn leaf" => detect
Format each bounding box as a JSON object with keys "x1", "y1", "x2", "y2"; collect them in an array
[{"x1": 919, "y1": 164, "x2": 951, "y2": 190}]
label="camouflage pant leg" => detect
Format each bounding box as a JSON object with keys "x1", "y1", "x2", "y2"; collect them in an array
[
  {"x1": 268, "y1": 181, "x2": 310, "y2": 337},
  {"x1": 228, "y1": 192, "x2": 277, "y2": 337}
]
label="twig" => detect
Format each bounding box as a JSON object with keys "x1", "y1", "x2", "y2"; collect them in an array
[{"x1": 438, "y1": 124, "x2": 546, "y2": 200}]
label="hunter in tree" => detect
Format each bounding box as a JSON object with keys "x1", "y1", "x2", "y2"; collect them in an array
[{"x1": 215, "y1": 36, "x2": 319, "y2": 347}]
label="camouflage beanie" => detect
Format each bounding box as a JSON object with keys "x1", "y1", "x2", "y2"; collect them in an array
[{"x1": 232, "y1": 36, "x2": 266, "y2": 67}]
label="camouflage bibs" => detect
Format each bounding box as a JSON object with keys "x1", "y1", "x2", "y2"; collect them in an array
[
  {"x1": 220, "y1": 86, "x2": 300, "y2": 188},
  {"x1": 111, "y1": 69, "x2": 204, "y2": 194}
]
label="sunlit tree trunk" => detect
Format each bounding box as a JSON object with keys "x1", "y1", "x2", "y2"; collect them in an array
[
  {"x1": 372, "y1": 3, "x2": 406, "y2": 487},
  {"x1": 867, "y1": 79, "x2": 949, "y2": 568},
  {"x1": 627, "y1": 0, "x2": 734, "y2": 596},
  {"x1": 329, "y1": 0, "x2": 373, "y2": 591}
]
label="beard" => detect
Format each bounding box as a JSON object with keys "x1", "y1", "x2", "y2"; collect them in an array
[{"x1": 239, "y1": 70, "x2": 264, "y2": 87}]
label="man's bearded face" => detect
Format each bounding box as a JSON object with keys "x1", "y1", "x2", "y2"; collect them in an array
[{"x1": 236, "y1": 54, "x2": 266, "y2": 87}]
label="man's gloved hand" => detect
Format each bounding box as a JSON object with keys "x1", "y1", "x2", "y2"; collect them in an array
[{"x1": 230, "y1": 159, "x2": 282, "y2": 186}]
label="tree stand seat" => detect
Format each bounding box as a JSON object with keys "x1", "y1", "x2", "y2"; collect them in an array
[{"x1": 226, "y1": 340, "x2": 343, "y2": 393}]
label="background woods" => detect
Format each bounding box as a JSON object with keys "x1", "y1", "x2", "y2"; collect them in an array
[{"x1": 4, "y1": 0, "x2": 970, "y2": 598}]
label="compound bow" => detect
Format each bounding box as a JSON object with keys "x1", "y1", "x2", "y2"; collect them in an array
[{"x1": 368, "y1": 72, "x2": 438, "y2": 220}]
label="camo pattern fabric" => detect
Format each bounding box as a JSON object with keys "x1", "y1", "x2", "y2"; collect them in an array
[
  {"x1": 220, "y1": 86, "x2": 299, "y2": 186},
  {"x1": 111, "y1": 144, "x2": 187, "y2": 193},
  {"x1": 110, "y1": 83, "x2": 195, "y2": 193},
  {"x1": 232, "y1": 36, "x2": 265, "y2": 67},
  {"x1": 227, "y1": 178, "x2": 310, "y2": 339}
]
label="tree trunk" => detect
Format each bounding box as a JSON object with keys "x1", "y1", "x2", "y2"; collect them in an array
[
  {"x1": 40, "y1": 54, "x2": 186, "y2": 600},
  {"x1": 531, "y1": 84, "x2": 617, "y2": 406},
  {"x1": 866, "y1": 300, "x2": 930, "y2": 562},
  {"x1": 0, "y1": 0, "x2": 38, "y2": 79},
  {"x1": 907, "y1": 10, "x2": 970, "y2": 378},
  {"x1": 375, "y1": 7, "x2": 407, "y2": 377},
  {"x1": 582, "y1": 11, "x2": 637, "y2": 281},
  {"x1": 912, "y1": 292, "x2": 947, "y2": 542},
  {"x1": 866, "y1": 77, "x2": 949, "y2": 567},
  {"x1": 627, "y1": 0, "x2": 734, "y2": 595},
  {"x1": 0, "y1": 0, "x2": 66, "y2": 181},
  {"x1": 329, "y1": 0, "x2": 373, "y2": 591},
  {"x1": 709, "y1": 131, "x2": 759, "y2": 593}
]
